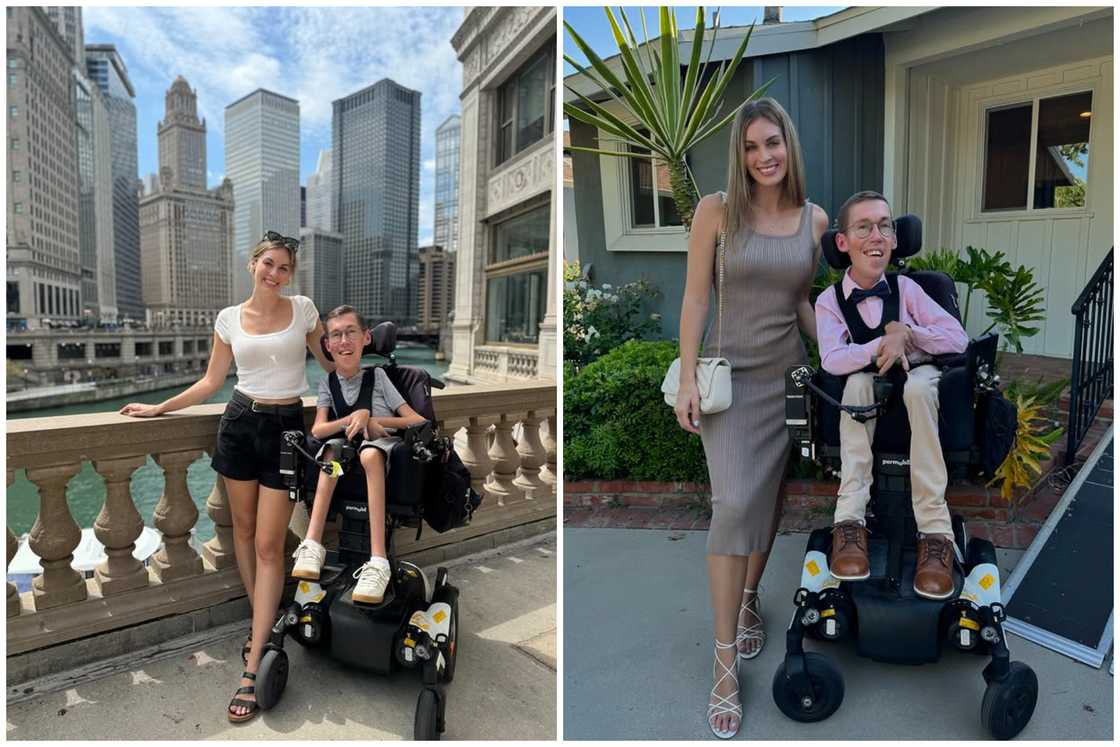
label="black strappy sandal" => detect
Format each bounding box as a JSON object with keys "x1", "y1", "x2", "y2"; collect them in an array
[{"x1": 227, "y1": 671, "x2": 259, "y2": 723}]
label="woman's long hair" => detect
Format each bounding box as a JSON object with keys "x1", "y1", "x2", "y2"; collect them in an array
[{"x1": 723, "y1": 97, "x2": 807, "y2": 242}]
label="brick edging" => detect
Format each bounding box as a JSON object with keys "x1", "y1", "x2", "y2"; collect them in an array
[{"x1": 563, "y1": 477, "x2": 1047, "y2": 549}]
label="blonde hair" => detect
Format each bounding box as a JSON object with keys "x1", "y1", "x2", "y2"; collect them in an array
[
  {"x1": 723, "y1": 97, "x2": 807, "y2": 241},
  {"x1": 248, "y1": 238, "x2": 297, "y2": 272}
]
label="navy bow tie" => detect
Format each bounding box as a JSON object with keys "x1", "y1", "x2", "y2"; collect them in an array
[{"x1": 849, "y1": 280, "x2": 890, "y2": 304}]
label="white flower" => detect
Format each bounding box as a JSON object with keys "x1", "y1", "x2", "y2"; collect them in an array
[{"x1": 587, "y1": 326, "x2": 600, "y2": 338}]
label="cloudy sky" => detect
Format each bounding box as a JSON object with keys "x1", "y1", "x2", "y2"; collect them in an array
[{"x1": 84, "y1": 6, "x2": 465, "y2": 245}]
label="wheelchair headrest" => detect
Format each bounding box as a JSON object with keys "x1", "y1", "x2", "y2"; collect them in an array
[
  {"x1": 821, "y1": 214, "x2": 922, "y2": 270},
  {"x1": 319, "y1": 320, "x2": 398, "y2": 362},
  {"x1": 370, "y1": 321, "x2": 397, "y2": 357}
]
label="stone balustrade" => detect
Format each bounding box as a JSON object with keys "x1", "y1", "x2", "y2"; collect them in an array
[
  {"x1": 473, "y1": 345, "x2": 540, "y2": 382},
  {"x1": 6, "y1": 382, "x2": 556, "y2": 656}
]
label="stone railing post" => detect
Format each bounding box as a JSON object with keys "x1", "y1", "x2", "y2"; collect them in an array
[
  {"x1": 513, "y1": 410, "x2": 545, "y2": 499},
  {"x1": 92, "y1": 455, "x2": 150, "y2": 595},
  {"x1": 7, "y1": 526, "x2": 18, "y2": 618},
  {"x1": 26, "y1": 463, "x2": 86, "y2": 609},
  {"x1": 202, "y1": 473, "x2": 236, "y2": 570},
  {"x1": 461, "y1": 418, "x2": 494, "y2": 500},
  {"x1": 540, "y1": 413, "x2": 557, "y2": 495},
  {"x1": 151, "y1": 450, "x2": 204, "y2": 582},
  {"x1": 7, "y1": 469, "x2": 19, "y2": 618},
  {"x1": 487, "y1": 414, "x2": 524, "y2": 505}
]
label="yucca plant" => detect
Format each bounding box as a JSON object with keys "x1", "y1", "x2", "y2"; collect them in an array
[{"x1": 564, "y1": 6, "x2": 773, "y2": 229}]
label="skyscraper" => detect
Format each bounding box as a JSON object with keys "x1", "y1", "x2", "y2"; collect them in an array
[
  {"x1": 297, "y1": 228, "x2": 345, "y2": 315},
  {"x1": 332, "y1": 79, "x2": 421, "y2": 326},
  {"x1": 158, "y1": 76, "x2": 207, "y2": 191},
  {"x1": 434, "y1": 115, "x2": 461, "y2": 253},
  {"x1": 44, "y1": 6, "x2": 84, "y2": 69},
  {"x1": 74, "y1": 66, "x2": 117, "y2": 322},
  {"x1": 139, "y1": 77, "x2": 235, "y2": 327},
  {"x1": 305, "y1": 148, "x2": 333, "y2": 231},
  {"x1": 46, "y1": 5, "x2": 117, "y2": 322},
  {"x1": 7, "y1": 7, "x2": 82, "y2": 327},
  {"x1": 225, "y1": 89, "x2": 301, "y2": 302},
  {"x1": 86, "y1": 44, "x2": 143, "y2": 321}
]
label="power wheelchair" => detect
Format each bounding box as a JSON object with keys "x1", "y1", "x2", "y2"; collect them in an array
[
  {"x1": 771, "y1": 215, "x2": 1039, "y2": 740},
  {"x1": 247, "y1": 322, "x2": 462, "y2": 740}
]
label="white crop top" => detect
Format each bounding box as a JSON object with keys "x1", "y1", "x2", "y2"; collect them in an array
[{"x1": 214, "y1": 295, "x2": 320, "y2": 399}]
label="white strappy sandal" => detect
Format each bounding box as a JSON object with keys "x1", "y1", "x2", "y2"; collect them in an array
[
  {"x1": 737, "y1": 587, "x2": 765, "y2": 660},
  {"x1": 708, "y1": 638, "x2": 742, "y2": 739}
]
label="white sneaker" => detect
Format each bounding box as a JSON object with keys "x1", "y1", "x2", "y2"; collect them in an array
[
  {"x1": 352, "y1": 557, "x2": 392, "y2": 605},
  {"x1": 291, "y1": 539, "x2": 326, "y2": 580}
]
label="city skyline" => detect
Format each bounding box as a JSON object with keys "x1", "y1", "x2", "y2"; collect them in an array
[{"x1": 82, "y1": 6, "x2": 463, "y2": 246}]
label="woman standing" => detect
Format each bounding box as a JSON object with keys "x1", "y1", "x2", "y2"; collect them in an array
[
  {"x1": 121, "y1": 232, "x2": 334, "y2": 723},
  {"x1": 673, "y1": 98, "x2": 827, "y2": 738}
]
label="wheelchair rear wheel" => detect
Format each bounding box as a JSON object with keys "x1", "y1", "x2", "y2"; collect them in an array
[
  {"x1": 772, "y1": 652, "x2": 844, "y2": 722},
  {"x1": 981, "y1": 661, "x2": 1037, "y2": 740},
  {"x1": 414, "y1": 687, "x2": 442, "y2": 740},
  {"x1": 255, "y1": 647, "x2": 289, "y2": 710}
]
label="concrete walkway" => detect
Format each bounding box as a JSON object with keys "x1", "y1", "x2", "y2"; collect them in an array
[
  {"x1": 7, "y1": 534, "x2": 556, "y2": 741},
  {"x1": 564, "y1": 528, "x2": 1112, "y2": 740}
]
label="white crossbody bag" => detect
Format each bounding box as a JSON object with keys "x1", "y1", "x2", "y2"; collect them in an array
[{"x1": 661, "y1": 210, "x2": 732, "y2": 415}]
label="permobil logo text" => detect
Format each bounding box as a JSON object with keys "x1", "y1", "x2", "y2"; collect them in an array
[{"x1": 881, "y1": 458, "x2": 910, "y2": 467}]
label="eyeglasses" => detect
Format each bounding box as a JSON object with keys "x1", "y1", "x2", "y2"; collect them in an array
[
  {"x1": 262, "y1": 231, "x2": 300, "y2": 252},
  {"x1": 843, "y1": 220, "x2": 895, "y2": 240},
  {"x1": 327, "y1": 328, "x2": 364, "y2": 343}
]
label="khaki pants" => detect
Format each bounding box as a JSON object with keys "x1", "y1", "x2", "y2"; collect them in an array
[{"x1": 833, "y1": 364, "x2": 952, "y2": 536}]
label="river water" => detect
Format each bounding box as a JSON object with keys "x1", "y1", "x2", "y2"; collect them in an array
[{"x1": 7, "y1": 348, "x2": 448, "y2": 542}]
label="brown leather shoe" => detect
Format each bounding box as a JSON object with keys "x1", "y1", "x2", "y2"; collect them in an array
[
  {"x1": 914, "y1": 534, "x2": 956, "y2": 600},
  {"x1": 830, "y1": 521, "x2": 870, "y2": 580}
]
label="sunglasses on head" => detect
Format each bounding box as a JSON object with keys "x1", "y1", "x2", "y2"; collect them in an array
[{"x1": 263, "y1": 231, "x2": 300, "y2": 252}]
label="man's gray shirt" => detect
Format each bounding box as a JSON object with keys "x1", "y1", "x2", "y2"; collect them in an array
[{"x1": 316, "y1": 367, "x2": 406, "y2": 418}]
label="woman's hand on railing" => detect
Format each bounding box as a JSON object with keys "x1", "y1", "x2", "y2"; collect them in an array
[
  {"x1": 674, "y1": 379, "x2": 702, "y2": 435},
  {"x1": 119, "y1": 402, "x2": 162, "y2": 418}
]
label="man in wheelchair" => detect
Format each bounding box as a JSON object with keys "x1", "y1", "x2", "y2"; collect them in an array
[
  {"x1": 815, "y1": 191, "x2": 968, "y2": 600},
  {"x1": 290, "y1": 305, "x2": 428, "y2": 604}
]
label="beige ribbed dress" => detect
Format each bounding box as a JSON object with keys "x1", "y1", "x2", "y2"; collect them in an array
[{"x1": 701, "y1": 201, "x2": 819, "y2": 556}]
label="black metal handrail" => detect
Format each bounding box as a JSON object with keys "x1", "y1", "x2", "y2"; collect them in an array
[{"x1": 1066, "y1": 247, "x2": 1113, "y2": 466}]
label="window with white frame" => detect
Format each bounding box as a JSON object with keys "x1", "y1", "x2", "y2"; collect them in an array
[
  {"x1": 627, "y1": 136, "x2": 683, "y2": 229},
  {"x1": 982, "y1": 90, "x2": 1092, "y2": 212},
  {"x1": 485, "y1": 202, "x2": 549, "y2": 344}
]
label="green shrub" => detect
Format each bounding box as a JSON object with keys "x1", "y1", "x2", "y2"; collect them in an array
[{"x1": 564, "y1": 339, "x2": 709, "y2": 482}]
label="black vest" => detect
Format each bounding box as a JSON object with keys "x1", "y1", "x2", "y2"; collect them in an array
[
  {"x1": 327, "y1": 368, "x2": 376, "y2": 420},
  {"x1": 833, "y1": 273, "x2": 901, "y2": 372}
]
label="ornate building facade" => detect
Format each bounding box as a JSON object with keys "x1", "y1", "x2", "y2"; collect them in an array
[{"x1": 449, "y1": 7, "x2": 557, "y2": 383}]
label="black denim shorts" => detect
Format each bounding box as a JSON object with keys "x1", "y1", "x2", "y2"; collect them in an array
[{"x1": 210, "y1": 390, "x2": 306, "y2": 490}]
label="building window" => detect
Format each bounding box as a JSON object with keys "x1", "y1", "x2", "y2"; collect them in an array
[
  {"x1": 7, "y1": 282, "x2": 19, "y2": 314},
  {"x1": 628, "y1": 137, "x2": 683, "y2": 229},
  {"x1": 9, "y1": 106, "x2": 17, "y2": 117},
  {"x1": 12, "y1": 170, "x2": 20, "y2": 182},
  {"x1": 485, "y1": 203, "x2": 549, "y2": 344},
  {"x1": 13, "y1": 202, "x2": 23, "y2": 213},
  {"x1": 94, "y1": 343, "x2": 121, "y2": 358},
  {"x1": 496, "y1": 44, "x2": 555, "y2": 166},
  {"x1": 982, "y1": 91, "x2": 1092, "y2": 212}
]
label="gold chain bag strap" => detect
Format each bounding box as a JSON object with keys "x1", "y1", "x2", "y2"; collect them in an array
[{"x1": 662, "y1": 197, "x2": 733, "y2": 415}]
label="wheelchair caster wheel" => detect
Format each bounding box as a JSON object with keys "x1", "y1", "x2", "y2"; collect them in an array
[
  {"x1": 414, "y1": 687, "x2": 442, "y2": 740},
  {"x1": 772, "y1": 652, "x2": 844, "y2": 722},
  {"x1": 981, "y1": 661, "x2": 1037, "y2": 740},
  {"x1": 255, "y1": 647, "x2": 289, "y2": 711}
]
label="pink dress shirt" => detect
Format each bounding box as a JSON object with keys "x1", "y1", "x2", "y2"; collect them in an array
[{"x1": 815, "y1": 270, "x2": 969, "y2": 376}]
